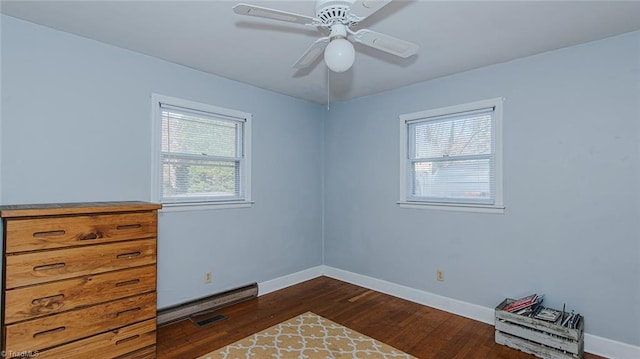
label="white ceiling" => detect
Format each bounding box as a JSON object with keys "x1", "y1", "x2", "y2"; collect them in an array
[{"x1": 2, "y1": 0, "x2": 640, "y2": 104}]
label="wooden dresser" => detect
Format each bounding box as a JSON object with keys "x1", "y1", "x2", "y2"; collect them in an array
[{"x1": 0, "y1": 201, "x2": 161, "y2": 358}]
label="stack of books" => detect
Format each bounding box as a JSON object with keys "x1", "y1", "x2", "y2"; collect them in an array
[
  {"x1": 503, "y1": 294, "x2": 581, "y2": 327},
  {"x1": 502, "y1": 294, "x2": 541, "y2": 313},
  {"x1": 534, "y1": 307, "x2": 562, "y2": 322}
]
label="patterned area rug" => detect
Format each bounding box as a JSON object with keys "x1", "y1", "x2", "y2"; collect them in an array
[{"x1": 197, "y1": 311, "x2": 416, "y2": 358}]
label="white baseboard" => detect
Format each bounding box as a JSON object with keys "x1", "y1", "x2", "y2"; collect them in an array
[
  {"x1": 258, "y1": 265, "x2": 640, "y2": 359},
  {"x1": 257, "y1": 265, "x2": 323, "y2": 296},
  {"x1": 321, "y1": 266, "x2": 495, "y2": 324},
  {"x1": 584, "y1": 333, "x2": 640, "y2": 359}
]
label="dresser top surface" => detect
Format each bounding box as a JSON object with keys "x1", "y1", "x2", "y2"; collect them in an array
[{"x1": 0, "y1": 201, "x2": 162, "y2": 218}]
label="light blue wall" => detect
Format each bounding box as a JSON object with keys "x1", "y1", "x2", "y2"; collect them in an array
[
  {"x1": 324, "y1": 31, "x2": 640, "y2": 345},
  {"x1": 0, "y1": 15, "x2": 324, "y2": 308}
]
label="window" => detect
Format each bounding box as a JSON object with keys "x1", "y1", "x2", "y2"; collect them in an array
[
  {"x1": 399, "y1": 98, "x2": 503, "y2": 213},
  {"x1": 151, "y1": 94, "x2": 252, "y2": 210}
]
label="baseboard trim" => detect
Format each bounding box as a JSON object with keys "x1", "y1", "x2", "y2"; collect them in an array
[
  {"x1": 584, "y1": 333, "x2": 640, "y2": 359},
  {"x1": 321, "y1": 266, "x2": 494, "y2": 324},
  {"x1": 257, "y1": 265, "x2": 640, "y2": 359},
  {"x1": 257, "y1": 266, "x2": 324, "y2": 296}
]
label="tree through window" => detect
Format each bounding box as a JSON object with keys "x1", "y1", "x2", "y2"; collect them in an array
[
  {"x1": 399, "y1": 98, "x2": 503, "y2": 212},
  {"x1": 152, "y1": 95, "x2": 252, "y2": 207}
]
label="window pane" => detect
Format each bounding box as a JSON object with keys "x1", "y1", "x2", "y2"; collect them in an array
[
  {"x1": 161, "y1": 110, "x2": 240, "y2": 158},
  {"x1": 412, "y1": 159, "x2": 492, "y2": 202},
  {"x1": 412, "y1": 114, "x2": 492, "y2": 159},
  {"x1": 162, "y1": 157, "x2": 240, "y2": 200}
]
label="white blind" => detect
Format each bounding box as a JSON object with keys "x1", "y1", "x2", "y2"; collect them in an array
[
  {"x1": 160, "y1": 103, "x2": 245, "y2": 203},
  {"x1": 407, "y1": 107, "x2": 494, "y2": 204}
]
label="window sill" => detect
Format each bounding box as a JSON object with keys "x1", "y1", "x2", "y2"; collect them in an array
[
  {"x1": 397, "y1": 201, "x2": 505, "y2": 214},
  {"x1": 160, "y1": 201, "x2": 254, "y2": 212}
]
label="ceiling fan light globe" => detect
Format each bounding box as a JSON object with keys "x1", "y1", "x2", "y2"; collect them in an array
[{"x1": 324, "y1": 38, "x2": 355, "y2": 72}]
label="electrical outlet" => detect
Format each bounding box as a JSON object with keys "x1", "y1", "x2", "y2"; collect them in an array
[
  {"x1": 436, "y1": 269, "x2": 445, "y2": 282},
  {"x1": 204, "y1": 272, "x2": 212, "y2": 284}
]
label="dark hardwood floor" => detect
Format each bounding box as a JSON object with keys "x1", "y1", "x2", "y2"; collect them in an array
[{"x1": 157, "y1": 276, "x2": 602, "y2": 358}]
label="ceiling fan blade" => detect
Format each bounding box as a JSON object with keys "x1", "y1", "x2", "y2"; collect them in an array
[
  {"x1": 233, "y1": 3, "x2": 318, "y2": 26},
  {"x1": 293, "y1": 37, "x2": 330, "y2": 69},
  {"x1": 347, "y1": 0, "x2": 393, "y2": 22},
  {"x1": 351, "y1": 29, "x2": 418, "y2": 58}
]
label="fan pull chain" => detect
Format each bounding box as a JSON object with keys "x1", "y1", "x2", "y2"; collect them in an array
[{"x1": 327, "y1": 69, "x2": 331, "y2": 110}]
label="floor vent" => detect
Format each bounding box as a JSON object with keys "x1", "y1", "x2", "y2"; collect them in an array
[
  {"x1": 157, "y1": 282, "x2": 258, "y2": 327},
  {"x1": 191, "y1": 313, "x2": 228, "y2": 327}
]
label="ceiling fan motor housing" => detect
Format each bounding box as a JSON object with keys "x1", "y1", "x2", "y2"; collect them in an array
[{"x1": 316, "y1": 0, "x2": 359, "y2": 26}]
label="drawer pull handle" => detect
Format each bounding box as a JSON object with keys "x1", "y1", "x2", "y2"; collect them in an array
[
  {"x1": 33, "y1": 326, "x2": 66, "y2": 338},
  {"x1": 116, "y1": 334, "x2": 140, "y2": 345},
  {"x1": 117, "y1": 224, "x2": 142, "y2": 230},
  {"x1": 34, "y1": 263, "x2": 66, "y2": 271},
  {"x1": 117, "y1": 251, "x2": 141, "y2": 259},
  {"x1": 116, "y1": 307, "x2": 141, "y2": 317},
  {"x1": 79, "y1": 232, "x2": 103, "y2": 240},
  {"x1": 115, "y1": 279, "x2": 140, "y2": 287},
  {"x1": 33, "y1": 230, "x2": 66, "y2": 238},
  {"x1": 32, "y1": 294, "x2": 65, "y2": 305}
]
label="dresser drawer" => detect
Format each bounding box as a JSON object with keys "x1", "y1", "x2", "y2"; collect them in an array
[
  {"x1": 5, "y1": 212, "x2": 157, "y2": 253},
  {"x1": 33, "y1": 319, "x2": 156, "y2": 359},
  {"x1": 4, "y1": 292, "x2": 156, "y2": 353},
  {"x1": 5, "y1": 239, "x2": 156, "y2": 288},
  {"x1": 116, "y1": 345, "x2": 157, "y2": 359},
  {"x1": 4, "y1": 265, "x2": 156, "y2": 324}
]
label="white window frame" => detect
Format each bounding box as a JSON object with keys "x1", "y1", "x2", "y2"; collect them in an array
[
  {"x1": 398, "y1": 98, "x2": 504, "y2": 214},
  {"x1": 151, "y1": 94, "x2": 252, "y2": 211}
]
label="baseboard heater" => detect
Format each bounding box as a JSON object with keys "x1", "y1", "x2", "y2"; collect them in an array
[{"x1": 157, "y1": 282, "x2": 258, "y2": 327}]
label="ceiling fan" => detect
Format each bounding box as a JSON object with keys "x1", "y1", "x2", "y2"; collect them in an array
[{"x1": 233, "y1": 0, "x2": 419, "y2": 73}]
